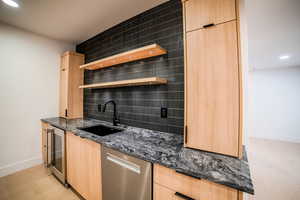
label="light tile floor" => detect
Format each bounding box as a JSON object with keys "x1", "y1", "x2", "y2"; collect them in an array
[
  {"x1": 245, "y1": 137, "x2": 300, "y2": 200},
  {"x1": 0, "y1": 165, "x2": 80, "y2": 200}
]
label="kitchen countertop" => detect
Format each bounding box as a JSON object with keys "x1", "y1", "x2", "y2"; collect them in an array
[{"x1": 41, "y1": 117, "x2": 254, "y2": 194}]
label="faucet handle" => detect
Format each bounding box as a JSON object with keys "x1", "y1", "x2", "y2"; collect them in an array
[{"x1": 113, "y1": 117, "x2": 120, "y2": 126}]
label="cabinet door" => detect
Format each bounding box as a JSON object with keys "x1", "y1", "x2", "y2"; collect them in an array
[
  {"x1": 59, "y1": 55, "x2": 69, "y2": 118},
  {"x1": 66, "y1": 132, "x2": 102, "y2": 200},
  {"x1": 66, "y1": 133, "x2": 83, "y2": 195},
  {"x1": 67, "y1": 54, "x2": 84, "y2": 119},
  {"x1": 154, "y1": 184, "x2": 196, "y2": 200},
  {"x1": 185, "y1": 0, "x2": 236, "y2": 32},
  {"x1": 186, "y1": 21, "x2": 239, "y2": 157},
  {"x1": 41, "y1": 122, "x2": 49, "y2": 167},
  {"x1": 84, "y1": 139, "x2": 102, "y2": 200}
]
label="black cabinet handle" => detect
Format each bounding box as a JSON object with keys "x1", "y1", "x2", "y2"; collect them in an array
[
  {"x1": 203, "y1": 23, "x2": 215, "y2": 28},
  {"x1": 174, "y1": 192, "x2": 195, "y2": 200},
  {"x1": 65, "y1": 109, "x2": 68, "y2": 117}
]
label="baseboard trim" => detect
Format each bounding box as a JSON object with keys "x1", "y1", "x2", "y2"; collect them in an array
[{"x1": 0, "y1": 157, "x2": 43, "y2": 177}]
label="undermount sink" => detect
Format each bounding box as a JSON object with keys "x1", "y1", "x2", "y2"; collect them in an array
[{"x1": 78, "y1": 125, "x2": 123, "y2": 137}]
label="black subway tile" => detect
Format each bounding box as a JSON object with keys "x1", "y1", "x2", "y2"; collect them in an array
[{"x1": 78, "y1": 0, "x2": 184, "y2": 134}]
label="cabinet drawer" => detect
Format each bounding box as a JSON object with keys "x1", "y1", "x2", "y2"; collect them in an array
[
  {"x1": 154, "y1": 183, "x2": 182, "y2": 200},
  {"x1": 155, "y1": 183, "x2": 199, "y2": 200},
  {"x1": 154, "y1": 164, "x2": 238, "y2": 200},
  {"x1": 184, "y1": 0, "x2": 237, "y2": 32}
]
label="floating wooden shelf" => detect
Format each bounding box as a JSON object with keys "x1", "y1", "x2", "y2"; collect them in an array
[
  {"x1": 79, "y1": 77, "x2": 167, "y2": 89},
  {"x1": 80, "y1": 44, "x2": 167, "y2": 70}
]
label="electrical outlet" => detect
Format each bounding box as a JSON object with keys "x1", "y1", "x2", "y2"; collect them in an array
[
  {"x1": 161, "y1": 107, "x2": 168, "y2": 118},
  {"x1": 98, "y1": 104, "x2": 102, "y2": 112}
]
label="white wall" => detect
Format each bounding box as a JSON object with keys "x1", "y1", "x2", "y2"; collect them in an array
[
  {"x1": 239, "y1": 0, "x2": 250, "y2": 146},
  {"x1": 248, "y1": 67, "x2": 300, "y2": 143},
  {"x1": 0, "y1": 22, "x2": 74, "y2": 177},
  {"x1": 245, "y1": 0, "x2": 300, "y2": 145},
  {"x1": 246, "y1": 0, "x2": 300, "y2": 70}
]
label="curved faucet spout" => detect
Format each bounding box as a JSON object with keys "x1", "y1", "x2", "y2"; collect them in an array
[{"x1": 103, "y1": 100, "x2": 119, "y2": 126}]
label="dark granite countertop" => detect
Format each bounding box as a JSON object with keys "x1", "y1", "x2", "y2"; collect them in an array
[{"x1": 41, "y1": 117, "x2": 254, "y2": 194}]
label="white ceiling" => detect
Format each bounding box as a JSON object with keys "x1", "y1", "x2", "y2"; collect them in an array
[
  {"x1": 0, "y1": 0, "x2": 168, "y2": 44},
  {"x1": 2, "y1": 0, "x2": 298, "y2": 70},
  {"x1": 246, "y1": 0, "x2": 300, "y2": 70}
]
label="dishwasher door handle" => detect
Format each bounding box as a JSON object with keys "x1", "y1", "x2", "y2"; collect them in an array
[{"x1": 106, "y1": 153, "x2": 141, "y2": 174}]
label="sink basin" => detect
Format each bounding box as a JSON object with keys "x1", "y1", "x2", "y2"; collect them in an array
[{"x1": 78, "y1": 125, "x2": 123, "y2": 137}]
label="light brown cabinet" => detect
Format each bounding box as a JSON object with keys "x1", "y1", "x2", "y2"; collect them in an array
[
  {"x1": 183, "y1": 0, "x2": 243, "y2": 157},
  {"x1": 154, "y1": 164, "x2": 240, "y2": 200},
  {"x1": 66, "y1": 132, "x2": 102, "y2": 200},
  {"x1": 184, "y1": 0, "x2": 237, "y2": 32},
  {"x1": 154, "y1": 183, "x2": 176, "y2": 200},
  {"x1": 185, "y1": 21, "x2": 240, "y2": 157},
  {"x1": 41, "y1": 122, "x2": 49, "y2": 167},
  {"x1": 59, "y1": 51, "x2": 84, "y2": 119}
]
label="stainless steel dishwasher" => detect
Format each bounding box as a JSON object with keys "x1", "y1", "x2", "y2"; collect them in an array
[{"x1": 102, "y1": 146, "x2": 152, "y2": 200}]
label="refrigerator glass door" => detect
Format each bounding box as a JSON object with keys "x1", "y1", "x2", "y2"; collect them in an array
[
  {"x1": 53, "y1": 133, "x2": 63, "y2": 173},
  {"x1": 48, "y1": 126, "x2": 66, "y2": 184}
]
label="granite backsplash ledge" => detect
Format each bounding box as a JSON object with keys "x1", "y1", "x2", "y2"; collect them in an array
[{"x1": 41, "y1": 117, "x2": 254, "y2": 194}]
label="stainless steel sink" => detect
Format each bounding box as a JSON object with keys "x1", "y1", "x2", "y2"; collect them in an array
[{"x1": 78, "y1": 125, "x2": 123, "y2": 136}]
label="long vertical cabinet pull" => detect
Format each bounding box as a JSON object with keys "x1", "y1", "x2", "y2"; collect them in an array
[
  {"x1": 174, "y1": 192, "x2": 195, "y2": 200},
  {"x1": 65, "y1": 109, "x2": 68, "y2": 117},
  {"x1": 184, "y1": 126, "x2": 188, "y2": 144}
]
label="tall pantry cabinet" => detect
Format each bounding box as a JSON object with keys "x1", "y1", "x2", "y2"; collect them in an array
[
  {"x1": 183, "y1": 0, "x2": 243, "y2": 157},
  {"x1": 59, "y1": 51, "x2": 85, "y2": 119}
]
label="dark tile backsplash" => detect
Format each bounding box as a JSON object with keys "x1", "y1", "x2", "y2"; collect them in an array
[{"x1": 76, "y1": 0, "x2": 184, "y2": 134}]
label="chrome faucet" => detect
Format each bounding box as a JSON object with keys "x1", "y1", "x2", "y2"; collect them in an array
[{"x1": 103, "y1": 100, "x2": 120, "y2": 126}]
